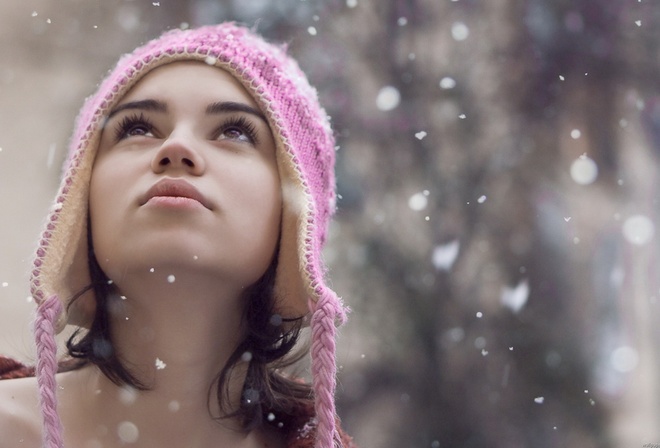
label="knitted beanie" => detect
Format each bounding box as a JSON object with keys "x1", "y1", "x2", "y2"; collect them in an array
[{"x1": 30, "y1": 22, "x2": 347, "y2": 448}]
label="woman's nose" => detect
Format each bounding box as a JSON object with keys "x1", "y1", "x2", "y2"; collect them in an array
[{"x1": 151, "y1": 134, "x2": 206, "y2": 175}]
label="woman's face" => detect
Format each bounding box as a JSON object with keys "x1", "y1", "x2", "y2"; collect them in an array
[{"x1": 90, "y1": 61, "x2": 281, "y2": 290}]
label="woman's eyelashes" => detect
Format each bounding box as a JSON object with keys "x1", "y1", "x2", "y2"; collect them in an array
[
  {"x1": 111, "y1": 113, "x2": 260, "y2": 146},
  {"x1": 214, "y1": 116, "x2": 259, "y2": 145},
  {"x1": 114, "y1": 113, "x2": 156, "y2": 141}
]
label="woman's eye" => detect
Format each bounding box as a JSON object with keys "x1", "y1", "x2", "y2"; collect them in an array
[
  {"x1": 220, "y1": 127, "x2": 251, "y2": 142},
  {"x1": 216, "y1": 116, "x2": 259, "y2": 145},
  {"x1": 114, "y1": 113, "x2": 155, "y2": 141},
  {"x1": 126, "y1": 124, "x2": 152, "y2": 137}
]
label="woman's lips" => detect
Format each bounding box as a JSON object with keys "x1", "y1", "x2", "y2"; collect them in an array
[{"x1": 141, "y1": 179, "x2": 212, "y2": 210}]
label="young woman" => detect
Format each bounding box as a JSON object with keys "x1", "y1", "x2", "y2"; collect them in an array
[{"x1": 0, "y1": 23, "x2": 353, "y2": 448}]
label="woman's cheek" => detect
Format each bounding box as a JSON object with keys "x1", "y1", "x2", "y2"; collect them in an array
[{"x1": 88, "y1": 161, "x2": 125, "y2": 276}]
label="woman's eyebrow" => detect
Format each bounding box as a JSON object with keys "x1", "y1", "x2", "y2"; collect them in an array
[
  {"x1": 107, "y1": 99, "x2": 168, "y2": 120},
  {"x1": 206, "y1": 101, "x2": 267, "y2": 123}
]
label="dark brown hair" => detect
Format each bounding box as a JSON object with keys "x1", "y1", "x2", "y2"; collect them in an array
[{"x1": 65, "y1": 230, "x2": 314, "y2": 431}]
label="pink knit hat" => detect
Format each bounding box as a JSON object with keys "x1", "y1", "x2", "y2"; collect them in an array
[{"x1": 31, "y1": 22, "x2": 347, "y2": 448}]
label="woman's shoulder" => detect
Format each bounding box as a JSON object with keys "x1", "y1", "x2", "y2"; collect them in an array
[
  {"x1": 0, "y1": 356, "x2": 359, "y2": 448},
  {"x1": 0, "y1": 366, "x2": 42, "y2": 448}
]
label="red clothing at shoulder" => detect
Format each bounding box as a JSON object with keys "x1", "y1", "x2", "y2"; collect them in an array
[
  {"x1": 0, "y1": 356, "x2": 357, "y2": 447},
  {"x1": 0, "y1": 356, "x2": 34, "y2": 379}
]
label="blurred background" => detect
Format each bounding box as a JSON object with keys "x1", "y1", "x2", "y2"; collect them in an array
[{"x1": 0, "y1": 0, "x2": 659, "y2": 446}]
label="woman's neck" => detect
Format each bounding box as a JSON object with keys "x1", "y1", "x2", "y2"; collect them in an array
[
  {"x1": 108, "y1": 265, "x2": 248, "y2": 397},
  {"x1": 55, "y1": 267, "x2": 268, "y2": 447}
]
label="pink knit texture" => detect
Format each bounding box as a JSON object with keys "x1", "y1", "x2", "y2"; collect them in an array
[
  {"x1": 30, "y1": 23, "x2": 348, "y2": 448},
  {"x1": 34, "y1": 295, "x2": 63, "y2": 448},
  {"x1": 311, "y1": 293, "x2": 347, "y2": 447}
]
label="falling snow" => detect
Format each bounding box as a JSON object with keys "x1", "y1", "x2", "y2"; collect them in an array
[
  {"x1": 269, "y1": 314, "x2": 283, "y2": 326},
  {"x1": 451, "y1": 22, "x2": 470, "y2": 41},
  {"x1": 534, "y1": 397, "x2": 544, "y2": 404},
  {"x1": 439, "y1": 77, "x2": 456, "y2": 89},
  {"x1": 167, "y1": 275, "x2": 176, "y2": 283},
  {"x1": 501, "y1": 279, "x2": 530, "y2": 313},
  {"x1": 570, "y1": 154, "x2": 598, "y2": 185},
  {"x1": 117, "y1": 421, "x2": 139, "y2": 443},
  {"x1": 408, "y1": 192, "x2": 429, "y2": 211},
  {"x1": 415, "y1": 131, "x2": 427, "y2": 140},
  {"x1": 610, "y1": 346, "x2": 638, "y2": 372},
  {"x1": 119, "y1": 386, "x2": 137, "y2": 405},
  {"x1": 432, "y1": 240, "x2": 460, "y2": 271},
  {"x1": 155, "y1": 358, "x2": 166, "y2": 370},
  {"x1": 376, "y1": 86, "x2": 401, "y2": 111},
  {"x1": 622, "y1": 214, "x2": 654, "y2": 246},
  {"x1": 46, "y1": 143, "x2": 57, "y2": 169}
]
